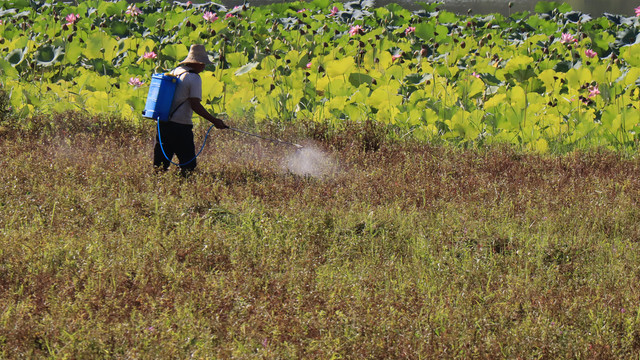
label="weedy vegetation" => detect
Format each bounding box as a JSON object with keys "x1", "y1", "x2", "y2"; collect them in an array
[
  {"x1": 3, "y1": 0, "x2": 640, "y2": 358},
  {"x1": 2, "y1": 112, "x2": 640, "y2": 358}
]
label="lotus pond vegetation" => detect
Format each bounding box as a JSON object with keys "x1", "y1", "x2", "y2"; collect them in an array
[{"x1": 4, "y1": 0, "x2": 640, "y2": 151}]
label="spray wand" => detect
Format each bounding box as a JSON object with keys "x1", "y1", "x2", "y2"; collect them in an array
[{"x1": 228, "y1": 127, "x2": 303, "y2": 149}]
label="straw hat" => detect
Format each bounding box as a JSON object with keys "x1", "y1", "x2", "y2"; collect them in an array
[{"x1": 179, "y1": 44, "x2": 212, "y2": 65}]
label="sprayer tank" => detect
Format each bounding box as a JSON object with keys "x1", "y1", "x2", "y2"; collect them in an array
[{"x1": 142, "y1": 73, "x2": 178, "y2": 122}]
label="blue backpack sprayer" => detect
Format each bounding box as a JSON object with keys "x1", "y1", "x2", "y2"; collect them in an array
[
  {"x1": 142, "y1": 72, "x2": 214, "y2": 166},
  {"x1": 142, "y1": 73, "x2": 302, "y2": 164}
]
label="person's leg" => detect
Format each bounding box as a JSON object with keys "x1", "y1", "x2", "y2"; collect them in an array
[
  {"x1": 154, "y1": 121, "x2": 174, "y2": 171},
  {"x1": 174, "y1": 124, "x2": 197, "y2": 176}
]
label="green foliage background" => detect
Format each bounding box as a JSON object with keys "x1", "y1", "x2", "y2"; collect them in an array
[{"x1": 3, "y1": 0, "x2": 640, "y2": 151}]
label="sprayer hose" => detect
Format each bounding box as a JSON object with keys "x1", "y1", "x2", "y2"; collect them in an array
[{"x1": 157, "y1": 120, "x2": 215, "y2": 166}]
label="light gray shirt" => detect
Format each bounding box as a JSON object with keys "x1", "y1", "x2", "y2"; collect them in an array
[{"x1": 169, "y1": 65, "x2": 202, "y2": 125}]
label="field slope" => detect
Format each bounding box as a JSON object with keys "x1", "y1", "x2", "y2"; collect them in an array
[{"x1": 1, "y1": 115, "x2": 640, "y2": 358}]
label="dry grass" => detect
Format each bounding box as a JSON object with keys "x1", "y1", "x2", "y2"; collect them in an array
[{"x1": 2, "y1": 112, "x2": 640, "y2": 358}]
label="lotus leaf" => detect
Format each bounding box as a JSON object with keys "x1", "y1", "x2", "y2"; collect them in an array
[
  {"x1": 325, "y1": 77, "x2": 356, "y2": 97},
  {"x1": 535, "y1": 69, "x2": 557, "y2": 92},
  {"x1": 620, "y1": 44, "x2": 640, "y2": 67},
  {"x1": 35, "y1": 44, "x2": 64, "y2": 67},
  {"x1": 349, "y1": 73, "x2": 374, "y2": 87},
  {"x1": 508, "y1": 86, "x2": 527, "y2": 111},
  {"x1": 64, "y1": 40, "x2": 83, "y2": 65},
  {"x1": 622, "y1": 67, "x2": 640, "y2": 87},
  {"x1": 566, "y1": 67, "x2": 592, "y2": 88},
  {"x1": 84, "y1": 90, "x2": 112, "y2": 113},
  {"x1": 97, "y1": 0, "x2": 127, "y2": 17},
  {"x1": 615, "y1": 28, "x2": 640, "y2": 47},
  {"x1": 234, "y1": 62, "x2": 259, "y2": 76},
  {"x1": 161, "y1": 43, "x2": 189, "y2": 63},
  {"x1": 368, "y1": 84, "x2": 401, "y2": 110},
  {"x1": 604, "y1": 13, "x2": 635, "y2": 27},
  {"x1": 461, "y1": 77, "x2": 485, "y2": 99},
  {"x1": 403, "y1": 73, "x2": 431, "y2": 86},
  {"x1": 497, "y1": 106, "x2": 523, "y2": 132},
  {"x1": 564, "y1": 11, "x2": 591, "y2": 24},
  {"x1": 5, "y1": 48, "x2": 26, "y2": 66},
  {"x1": 85, "y1": 32, "x2": 119, "y2": 61},
  {"x1": 437, "y1": 11, "x2": 457, "y2": 24},
  {"x1": 326, "y1": 57, "x2": 355, "y2": 78},
  {"x1": 447, "y1": 109, "x2": 482, "y2": 141},
  {"x1": 534, "y1": 1, "x2": 572, "y2": 14},
  {"x1": 0, "y1": 9, "x2": 17, "y2": 16},
  {"x1": 503, "y1": 56, "x2": 534, "y2": 72},
  {"x1": 110, "y1": 21, "x2": 130, "y2": 37},
  {"x1": 22, "y1": 86, "x2": 41, "y2": 107},
  {"x1": 0, "y1": 59, "x2": 19, "y2": 79}
]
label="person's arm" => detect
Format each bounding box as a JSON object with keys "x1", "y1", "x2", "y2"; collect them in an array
[{"x1": 188, "y1": 97, "x2": 228, "y2": 129}]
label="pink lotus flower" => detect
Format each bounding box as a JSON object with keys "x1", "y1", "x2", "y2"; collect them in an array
[
  {"x1": 129, "y1": 77, "x2": 144, "y2": 88},
  {"x1": 405, "y1": 26, "x2": 416, "y2": 35},
  {"x1": 329, "y1": 6, "x2": 339, "y2": 16},
  {"x1": 635, "y1": 6, "x2": 640, "y2": 17},
  {"x1": 306, "y1": 62, "x2": 312, "y2": 69},
  {"x1": 585, "y1": 49, "x2": 597, "y2": 58},
  {"x1": 225, "y1": 13, "x2": 234, "y2": 19},
  {"x1": 588, "y1": 85, "x2": 600, "y2": 98},
  {"x1": 471, "y1": 72, "x2": 481, "y2": 79},
  {"x1": 391, "y1": 53, "x2": 402, "y2": 62},
  {"x1": 125, "y1": 4, "x2": 143, "y2": 16},
  {"x1": 203, "y1": 12, "x2": 218, "y2": 22},
  {"x1": 349, "y1": 25, "x2": 363, "y2": 36},
  {"x1": 64, "y1": 13, "x2": 79, "y2": 26},
  {"x1": 143, "y1": 51, "x2": 157, "y2": 59},
  {"x1": 560, "y1": 33, "x2": 576, "y2": 44},
  {"x1": 297, "y1": 8, "x2": 307, "y2": 13}
]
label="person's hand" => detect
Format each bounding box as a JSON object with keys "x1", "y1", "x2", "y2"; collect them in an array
[{"x1": 212, "y1": 117, "x2": 229, "y2": 129}]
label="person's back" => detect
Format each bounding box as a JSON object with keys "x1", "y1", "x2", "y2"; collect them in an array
[{"x1": 168, "y1": 65, "x2": 201, "y2": 126}]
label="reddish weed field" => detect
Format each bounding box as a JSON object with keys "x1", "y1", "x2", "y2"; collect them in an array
[{"x1": 1, "y1": 113, "x2": 640, "y2": 358}]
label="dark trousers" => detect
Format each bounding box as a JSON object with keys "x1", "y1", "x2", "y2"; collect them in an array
[{"x1": 153, "y1": 121, "x2": 197, "y2": 172}]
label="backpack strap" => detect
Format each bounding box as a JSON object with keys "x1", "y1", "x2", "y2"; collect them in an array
[
  {"x1": 168, "y1": 69, "x2": 197, "y2": 121},
  {"x1": 169, "y1": 99, "x2": 188, "y2": 120}
]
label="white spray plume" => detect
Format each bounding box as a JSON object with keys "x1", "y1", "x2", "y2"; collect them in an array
[{"x1": 283, "y1": 145, "x2": 337, "y2": 179}]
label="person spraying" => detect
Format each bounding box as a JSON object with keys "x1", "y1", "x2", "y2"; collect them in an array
[{"x1": 153, "y1": 44, "x2": 229, "y2": 175}]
